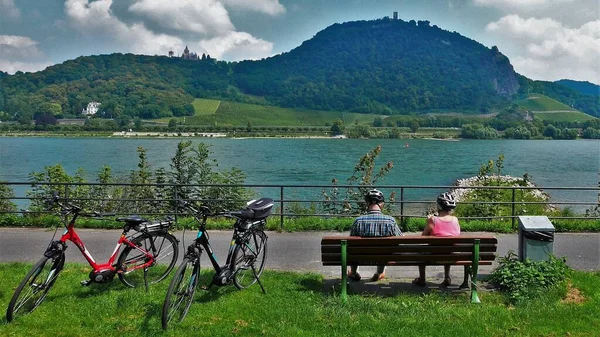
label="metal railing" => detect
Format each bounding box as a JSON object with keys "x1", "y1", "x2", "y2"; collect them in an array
[{"x1": 0, "y1": 181, "x2": 598, "y2": 230}]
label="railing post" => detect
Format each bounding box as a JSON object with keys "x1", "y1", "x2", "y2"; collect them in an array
[
  {"x1": 174, "y1": 185, "x2": 179, "y2": 230},
  {"x1": 511, "y1": 188, "x2": 516, "y2": 230},
  {"x1": 400, "y1": 187, "x2": 405, "y2": 227},
  {"x1": 280, "y1": 186, "x2": 284, "y2": 230}
]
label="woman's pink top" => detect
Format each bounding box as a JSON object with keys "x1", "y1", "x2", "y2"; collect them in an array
[{"x1": 431, "y1": 216, "x2": 460, "y2": 237}]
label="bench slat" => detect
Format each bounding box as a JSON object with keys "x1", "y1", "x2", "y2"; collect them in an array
[
  {"x1": 321, "y1": 236, "x2": 498, "y2": 245},
  {"x1": 322, "y1": 261, "x2": 494, "y2": 266},
  {"x1": 322, "y1": 253, "x2": 496, "y2": 263},
  {"x1": 321, "y1": 245, "x2": 497, "y2": 254}
]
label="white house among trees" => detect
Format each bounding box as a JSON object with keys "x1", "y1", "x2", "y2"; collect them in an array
[{"x1": 82, "y1": 102, "x2": 101, "y2": 117}]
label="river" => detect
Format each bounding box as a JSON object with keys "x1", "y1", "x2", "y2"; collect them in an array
[{"x1": 0, "y1": 137, "x2": 598, "y2": 207}]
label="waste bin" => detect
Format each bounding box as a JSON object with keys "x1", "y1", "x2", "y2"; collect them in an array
[{"x1": 518, "y1": 216, "x2": 555, "y2": 262}]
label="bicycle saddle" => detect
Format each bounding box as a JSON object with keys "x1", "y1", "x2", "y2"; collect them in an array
[
  {"x1": 116, "y1": 215, "x2": 148, "y2": 225},
  {"x1": 232, "y1": 198, "x2": 274, "y2": 221}
]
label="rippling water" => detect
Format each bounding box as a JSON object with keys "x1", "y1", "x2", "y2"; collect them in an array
[{"x1": 1, "y1": 137, "x2": 598, "y2": 207}]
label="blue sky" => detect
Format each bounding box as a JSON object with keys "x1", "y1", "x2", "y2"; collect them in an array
[{"x1": 0, "y1": 0, "x2": 598, "y2": 84}]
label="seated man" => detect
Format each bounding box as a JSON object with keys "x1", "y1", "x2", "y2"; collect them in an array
[{"x1": 348, "y1": 189, "x2": 402, "y2": 282}]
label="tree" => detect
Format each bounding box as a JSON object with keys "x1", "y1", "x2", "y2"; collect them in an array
[
  {"x1": 373, "y1": 117, "x2": 383, "y2": 127},
  {"x1": 409, "y1": 119, "x2": 420, "y2": 133},
  {"x1": 246, "y1": 121, "x2": 253, "y2": 132},
  {"x1": 0, "y1": 182, "x2": 17, "y2": 212},
  {"x1": 115, "y1": 114, "x2": 132, "y2": 128},
  {"x1": 35, "y1": 114, "x2": 57, "y2": 127},
  {"x1": 168, "y1": 118, "x2": 178, "y2": 130},
  {"x1": 330, "y1": 118, "x2": 345, "y2": 135},
  {"x1": 133, "y1": 117, "x2": 143, "y2": 130}
]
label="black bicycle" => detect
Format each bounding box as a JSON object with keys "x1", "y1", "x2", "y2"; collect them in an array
[{"x1": 161, "y1": 198, "x2": 273, "y2": 329}]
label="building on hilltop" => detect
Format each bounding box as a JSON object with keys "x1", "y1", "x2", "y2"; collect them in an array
[
  {"x1": 181, "y1": 45, "x2": 199, "y2": 60},
  {"x1": 82, "y1": 102, "x2": 101, "y2": 117}
]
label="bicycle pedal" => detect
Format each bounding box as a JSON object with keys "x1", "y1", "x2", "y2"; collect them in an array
[{"x1": 80, "y1": 279, "x2": 92, "y2": 286}]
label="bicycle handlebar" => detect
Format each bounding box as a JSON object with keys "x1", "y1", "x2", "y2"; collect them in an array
[{"x1": 49, "y1": 193, "x2": 114, "y2": 219}]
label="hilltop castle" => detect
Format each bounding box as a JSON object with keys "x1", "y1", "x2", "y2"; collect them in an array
[{"x1": 167, "y1": 46, "x2": 211, "y2": 61}]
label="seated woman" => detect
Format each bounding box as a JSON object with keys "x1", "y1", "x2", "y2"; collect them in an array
[{"x1": 413, "y1": 192, "x2": 460, "y2": 286}]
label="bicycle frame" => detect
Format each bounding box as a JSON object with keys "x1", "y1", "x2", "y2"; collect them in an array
[
  {"x1": 192, "y1": 226, "x2": 238, "y2": 274},
  {"x1": 56, "y1": 212, "x2": 155, "y2": 275}
]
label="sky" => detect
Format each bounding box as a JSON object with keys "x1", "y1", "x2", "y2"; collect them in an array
[{"x1": 0, "y1": 0, "x2": 598, "y2": 84}]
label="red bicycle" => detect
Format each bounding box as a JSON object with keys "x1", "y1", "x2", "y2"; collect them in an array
[{"x1": 6, "y1": 194, "x2": 179, "y2": 322}]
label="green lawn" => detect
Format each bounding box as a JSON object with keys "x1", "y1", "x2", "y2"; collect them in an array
[
  {"x1": 517, "y1": 94, "x2": 576, "y2": 111},
  {"x1": 532, "y1": 111, "x2": 597, "y2": 123},
  {"x1": 1, "y1": 263, "x2": 598, "y2": 336},
  {"x1": 192, "y1": 98, "x2": 221, "y2": 116},
  {"x1": 163, "y1": 99, "x2": 386, "y2": 127}
]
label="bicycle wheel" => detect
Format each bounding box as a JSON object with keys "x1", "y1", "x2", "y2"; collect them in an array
[
  {"x1": 117, "y1": 232, "x2": 178, "y2": 288},
  {"x1": 161, "y1": 256, "x2": 200, "y2": 329},
  {"x1": 6, "y1": 253, "x2": 65, "y2": 322},
  {"x1": 232, "y1": 230, "x2": 268, "y2": 289}
]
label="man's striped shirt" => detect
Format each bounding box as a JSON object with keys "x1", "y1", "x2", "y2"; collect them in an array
[{"x1": 350, "y1": 210, "x2": 402, "y2": 237}]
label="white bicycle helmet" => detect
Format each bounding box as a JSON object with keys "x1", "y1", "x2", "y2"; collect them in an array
[
  {"x1": 437, "y1": 192, "x2": 456, "y2": 210},
  {"x1": 364, "y1": 189, "x2": 385, "y2": 205}
]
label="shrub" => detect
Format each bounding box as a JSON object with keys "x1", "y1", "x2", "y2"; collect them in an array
[{"x1": 489, "y1": 251, "x2": 570, "y2": 304}]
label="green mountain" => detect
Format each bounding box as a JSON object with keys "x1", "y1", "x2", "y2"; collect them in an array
[
  {"x1": 0, "y1": 18, "x2": 597, "y2": 121},
  {"x1": 555, "y1": 79, "x2": 600, "y2": 96},
  {"x1": 234, "y1": 18, "x2": 519, "y2": 114}
]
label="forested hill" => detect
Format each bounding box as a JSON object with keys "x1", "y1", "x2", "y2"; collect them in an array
[
  {"x1": 555, "y1": 80, "x2": 600, "y2": 96},
  {"x1": 0, "y1": 18, "x2": 597, "y2": 121},
  {"x1": 234, "y1": 18, "x2": 519, "y2": 114}
]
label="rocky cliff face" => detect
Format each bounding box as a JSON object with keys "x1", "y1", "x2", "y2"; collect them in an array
[{"x1": 488, "y1": 46, "x2": 520, "y2": 96}]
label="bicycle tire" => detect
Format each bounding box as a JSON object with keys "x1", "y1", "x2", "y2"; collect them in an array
[
  {"x1": 232, "y1": 230, "x2": 268, "y2": 289},
  {"x1": 161, "y1": 256, "x2": 200, "y2": 329},
  {"x1": 6, "y1": 253, "x2": 65, "y2": 322},
  {"x1": 117, "y1": 232, "x2": 179, "y2": 288}
]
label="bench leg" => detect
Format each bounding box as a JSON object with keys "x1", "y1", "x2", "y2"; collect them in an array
[
  {"x1": 470, "y1": 239, "x2": 481, "y2": 304},
  {"x1": 341, "y1": 240, "x2": 347, "y2": 301},
  {"x1": 460, "y1": 265, "x2": 469, "y2": 289}
]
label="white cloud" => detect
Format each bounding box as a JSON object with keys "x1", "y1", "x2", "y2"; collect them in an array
[
  {"x1": 485, "y1": 15, "x2": 600, "y2": 83},
  {"x1": 222, "y1": 0, "x2": 285, "y2": 15},
  {"x1": 486, "y1": 15, "x2": 563, "y2": 39},
  {"x1": 0, "y1": 35, "x2": 50, "y2": 74},
  {"x1": 0, "y1": 60, "x2": 51, "y2": 74},
  {"x1": 0, "y1": 0, "x2": 20, "y2": 19},
  {"x1": 199, "y1": 31, "x2": 273, "y2": 60},
  {"x1": 129, "y1": 0, "x2": 234, "y2": 36},
  {"x1": 65, "y1": 0, "x2": 184, "y2": 55},
  {"x1": 63, "y1": 0, "x2": 275, "y2": 61},
  {"x1": 474, "y1": 0, "x2": 574, "y2": 11}
]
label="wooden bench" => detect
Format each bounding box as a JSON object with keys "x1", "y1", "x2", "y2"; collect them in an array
[{"x1": 321, "y1": 235, "x2": 498, "y2": 303}]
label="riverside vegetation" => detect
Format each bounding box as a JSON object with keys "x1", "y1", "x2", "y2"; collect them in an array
[{"x1": 0, "y1": 142, "x2": 598, "y2": 232}]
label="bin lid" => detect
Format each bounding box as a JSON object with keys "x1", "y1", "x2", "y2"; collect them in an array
[{"x1": 518, "y1": 216, "x2": 555, "y2": 231}]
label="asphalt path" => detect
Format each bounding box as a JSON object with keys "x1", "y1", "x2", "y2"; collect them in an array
[{"x1": 1, "y1": 228, "x2": 598, "y2": 282}]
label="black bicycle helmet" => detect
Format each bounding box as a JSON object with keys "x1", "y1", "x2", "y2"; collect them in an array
[
  {"x1": 437, "y1": 192, "x2": 456, "y2": 210},
  {"x1": 364, "y1": 189, "x2": 385, "y2": 205}
]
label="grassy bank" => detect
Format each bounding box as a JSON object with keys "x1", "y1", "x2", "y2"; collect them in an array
[
  {"x1": 1, "y1": 263, "x2": 598, "y2": 336},
  {"x1": 1, "y1": 214, "x2": 599, "y2": 233}
]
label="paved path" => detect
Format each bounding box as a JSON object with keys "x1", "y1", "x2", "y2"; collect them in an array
[{"x1": 1, "y1": 228, "x2": 598, "y2": 282}]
